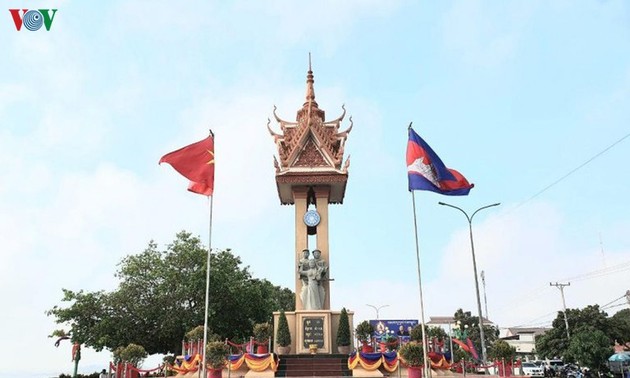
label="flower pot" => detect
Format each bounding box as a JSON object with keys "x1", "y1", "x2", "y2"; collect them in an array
[
  {"x1": 256, "y1": 345, "x2": 268, "y2": 354},
  {"x1": 277, "y1": 345, "x2": 291, "y2": 355},
  {"x1": 361, "y1": 343, "x2": 373, "y2": 353},
  {"x1": 408, "y1": 366, "x2": 423, "y2": 378},
  {"x1": 208, "y1": 368, "x2": 223, "y2": 378},
  {"x1": 309, "y1": 344, "x2": 318, "y2": 354}
]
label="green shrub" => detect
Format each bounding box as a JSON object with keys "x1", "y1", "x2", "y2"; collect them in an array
[
  {"x1": 112, "y1": 343, "x2": 148, "y2": 367},
  {"x1": 253, "y1": 322, "x2": 273, "y2": 343},
  {"x1": 355, "y1": 320, "x2": 374, "y2": 343},
  {"x1": 206, "y1": 341, "x2": 229, "y2": 369},
  {"x1": 276, "y1": 310, "x2": 291, "y2": 347},
  {"x1": 336, "y1": 308, "x2": 351, "y2": 347},
  {"x1": 398, "y1": 341, "x2": 424, "y2": 367}
]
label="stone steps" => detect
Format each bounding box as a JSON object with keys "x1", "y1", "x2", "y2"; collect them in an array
[{"x1": 276, "y1": 354, "x2": 351, "y2": 377}]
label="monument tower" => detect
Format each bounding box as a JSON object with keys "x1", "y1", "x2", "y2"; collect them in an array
[{"x1": 269, "y1": 59, "x2": 353, "y2": 354}]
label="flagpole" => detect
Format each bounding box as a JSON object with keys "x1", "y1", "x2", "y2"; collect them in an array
[
  {"x1": 201, "y1": 129, "x2": 216, "y2": 378},
  {"x1": 411, "y1": 190, "x2": 431, "y2": 378},
  {"x1": 201, "y1": 194, "x2": 213, "y2": 378}
]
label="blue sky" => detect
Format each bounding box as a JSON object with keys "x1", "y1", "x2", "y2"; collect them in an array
[{"x1": 2, "y1": 1, "x2": 630, "y2": 377}]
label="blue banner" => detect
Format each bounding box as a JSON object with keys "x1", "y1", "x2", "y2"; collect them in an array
[{"x1": 369, "y1": 319, "x2": 418, "y2": 341}]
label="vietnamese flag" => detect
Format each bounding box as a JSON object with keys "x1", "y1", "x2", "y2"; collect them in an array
[{"x1": 159, "y1": 135, "x2": 215, "y2": 196}]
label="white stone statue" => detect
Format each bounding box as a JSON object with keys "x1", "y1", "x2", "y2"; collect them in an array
[
  {"x1": 300, "y1": 259, "x2": 326, "y2": 310},
  {"x1": 298, "y1": 249, "x2": 310, "y2": 286}
]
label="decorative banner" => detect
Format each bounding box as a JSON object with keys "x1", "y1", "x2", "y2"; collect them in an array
[
  {"x1": 227, "y1": 353, "x2": 278, "y2": 372},
  {"x1": 348, "y1": 351, "x2": 453, "y2": 373},
  {"x1": 348, "y1": 351, "x2": 397, "y2": 372}
]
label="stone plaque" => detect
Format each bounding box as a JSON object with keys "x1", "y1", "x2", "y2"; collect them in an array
[{"x1": 302, "y1": 317, "x2": 324, "y2": 348}]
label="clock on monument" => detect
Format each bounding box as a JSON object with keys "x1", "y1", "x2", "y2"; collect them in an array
[{"x1": 303, "y1": 210, "x2": 321, "y2": 227}]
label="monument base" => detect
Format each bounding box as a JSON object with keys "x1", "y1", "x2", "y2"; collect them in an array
[{"x1": 272, "y1": 309, "x2": 354, "y2": 354}]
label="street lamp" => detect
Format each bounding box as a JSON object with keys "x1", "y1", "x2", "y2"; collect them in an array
[
  {"x1": 366, "y1": 304, "x2": 390, "y2": 320},
  {"x1": 438, "y1": 202, "x2": 500, "y2": 366}
]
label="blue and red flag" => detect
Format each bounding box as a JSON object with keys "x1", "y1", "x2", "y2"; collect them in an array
[{"x1": 406, "y1": 127, "x2": 474, "y2": 195}]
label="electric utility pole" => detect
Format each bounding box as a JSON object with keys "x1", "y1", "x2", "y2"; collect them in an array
[{"x1": 550, "y1": 282, "x2": 571, "y2": 340}]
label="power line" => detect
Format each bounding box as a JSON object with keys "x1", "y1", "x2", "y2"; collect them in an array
[
  {"x1": 605, "y1": 303, "x2": 628, "y2": 310},
  {"x1": 513, "y1": 131, "x2": 630, "y2": 210},
  {"x1": 600, "y1": 294, "x2": 627, "y2": 310},
  {"x1": 560, "y1": 261, "x2": 630, "y2": 283},
  {"x1": 511, "y1": 311, "x2": 558, "y2": 328},
  {"x1": 495, "y1": 261, "x2": 630, "y2": 319}
]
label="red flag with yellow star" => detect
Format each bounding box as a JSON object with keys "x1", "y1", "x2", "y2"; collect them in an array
[{"x1": 159, "y1": 135, "x2": 215, "y2": 196}]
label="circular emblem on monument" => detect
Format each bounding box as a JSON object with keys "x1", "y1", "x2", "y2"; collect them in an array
[{"x1": 303, "y1": 210, "x2": 321, "y2": 227}]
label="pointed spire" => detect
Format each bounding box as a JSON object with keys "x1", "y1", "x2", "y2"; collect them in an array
[{"x1": 304, "y1": 52, "x2": 318, "y2": 108}]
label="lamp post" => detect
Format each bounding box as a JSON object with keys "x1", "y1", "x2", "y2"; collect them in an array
[
  {"x1": 366, "y1": 304, "x2": 390, "y2": 320},
  {"x1": 438, "y1": 202, "x2": 500, "y2": 367}
]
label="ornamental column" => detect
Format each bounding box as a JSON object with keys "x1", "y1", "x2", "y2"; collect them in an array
[{"x1": 268, "y1": 62, "x2": 352, "y2": 310}]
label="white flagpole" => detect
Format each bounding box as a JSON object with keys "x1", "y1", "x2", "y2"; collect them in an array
[
  {"x1": 411, "y1": 191, "x2": 431, "y2": 378},
  {"x1": 201, "y1": 193, "x2": 214, "y2": 378}
]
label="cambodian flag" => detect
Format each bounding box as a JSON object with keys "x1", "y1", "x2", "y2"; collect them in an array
[{"x1": 407, "y1": 127, "x2": 474, "y2": 195}]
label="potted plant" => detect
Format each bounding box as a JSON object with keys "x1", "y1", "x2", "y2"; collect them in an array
[
  {"x1": 355, "y1": 321, "x2": 374, "y2": 353},
  {"x1": 112, "y1": 343, "x2": 148, "y2": 378},
  {"x1": 398, "y1": 341, "x2": 424, "y2": 378},
  {"x1": 276, "y1": 310, "x2": 291, "y2": 354},
  {"x1": 253, "y1": 322, "x2": 273, "y2": 354},
  {"x1": 206, "y1": 341, "x2": 229, "y2": 378},
  {"x1": 186, "y1": 325, "x2": 205, "y2": 341},
  {"x1": 336, "y1": 308, "x2": 351, "y2": 354}
]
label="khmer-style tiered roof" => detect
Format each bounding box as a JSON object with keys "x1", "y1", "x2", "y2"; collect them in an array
[{"x1": 268, "y1": 61, "x2": 352, "y2": 205}]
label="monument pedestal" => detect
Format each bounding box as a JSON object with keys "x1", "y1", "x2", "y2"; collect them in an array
[
  {"x1": 296, "y1": 310, "x2": 331, "y2": 354},
  {"x1": 273, "y1": 309, "x2": 354, "y2": 354}
]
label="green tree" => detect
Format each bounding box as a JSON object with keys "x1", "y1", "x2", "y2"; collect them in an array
[
  {"x1": 564, "y1": 328, "x2": 612, "y2": 372},
  {"x1": 536, "y1": 305, "x2": 613, "y2": 360},
  {"x1": 47, "y1": 231, "x2": 294, "y2": 355},
  {"x1": 488, "y1": 339, "x2": 516, "y2": 361},
  {"x1": 427, "y1": 325, "x2": 449, "y2": 341},
  {"x1": 453, "y1": 308, "x2": 499, "y2": 360},
  {"x1": 609, "y1": 308, "x2": 630, "y2": 347}
]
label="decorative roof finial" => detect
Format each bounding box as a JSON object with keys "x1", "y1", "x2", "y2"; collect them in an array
[{"x1": 304, "y1": 53, "x2": 318, "y2": 108}]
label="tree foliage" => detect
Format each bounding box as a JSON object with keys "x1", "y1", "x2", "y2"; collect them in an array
[
  {"x1": 112, "y1": 343, "x2": 148, "y2": 367},
  {"x1": 427, "y1": 325, "x2": 449, "y2": 341},
  {"x1": 564, "y1": 328, "x2": 612, "y2": 372},
  {"x1": 398, "y1": 342, "x2": 424, "y2": 367},
  {"x1": 336, "y1": 308, "x2": 351, "y2": 347},
  {"x1": 610, "y1": 308, "x2": 630, "y2": 347},
  {"x1": 276, "y1": 309, "x2": 291, "y2": 347},
  {"x1": 47, "y1": 231, "x2": 294, "y2": 355},
  {"x1": 536, "y1": 305, "x2": 618, "y2": 361},
  {"x1": 205, "y1": 341, "x2": 230, "y2": 369},
  {"x1": 452, "y1": 308, "x2": 499, "y2": 361},
  {"x1": 488, "y1": 339, "x2": 516, "y2": 361}
]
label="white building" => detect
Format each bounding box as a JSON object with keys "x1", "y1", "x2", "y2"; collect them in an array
[{"x1": 500, "y1": 327, "x2": 550, "y2": 360}]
